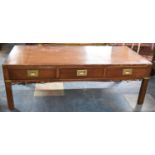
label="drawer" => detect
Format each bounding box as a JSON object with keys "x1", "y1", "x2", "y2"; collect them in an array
[
  {"x1": 59, "y1": 68, "x2": 104, "y2": 79},
  {"x1": 8, "y1": 69, "x2": 56, "y2": 80},
  {"x1": 106, "y1": 67, "x2": 150, "y2": 78}
]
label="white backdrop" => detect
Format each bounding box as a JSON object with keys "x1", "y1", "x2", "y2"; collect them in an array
[{"x1": 0, "y1": 0, "x2": 155, "y2": 42}]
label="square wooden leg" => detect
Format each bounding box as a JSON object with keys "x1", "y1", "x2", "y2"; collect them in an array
[
  {"x1": 4, "y1": 82, "x2": 14, "y2": 110},
  {"x1": 137, "y1": 78, "x2": 149, "y2": 105}
]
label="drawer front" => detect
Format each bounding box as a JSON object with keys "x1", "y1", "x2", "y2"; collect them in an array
[
  {"x1": 8, "y1": 69, "x2": 56, "y2": 80},
  {"x1": 106, "y1": 67, "x2": 150, "y2": 78},
  {"x1": 59, "y1": 68, "x2": 104, "y2": 79}
]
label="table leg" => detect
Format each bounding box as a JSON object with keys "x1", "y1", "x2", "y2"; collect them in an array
[
  {"x1": 4, "y1": 81, "x2": 14, "y2": 110},
  {"x1": 137, "y1": 78, "x2": 149, "y2": 105}
]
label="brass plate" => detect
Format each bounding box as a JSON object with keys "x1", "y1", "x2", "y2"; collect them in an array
[
  {"x1": 77, "y1": 70, "x2": 87, "y2": 76},
  {"x1": 122, "y1": 69, "x2": 133, "y2": 75},
  {"x1": 5, "y1": 80, "x2": 11, "y2": 83},
  {"x1": 27, "y1": 70, "x2": 39, "y2": 77}
]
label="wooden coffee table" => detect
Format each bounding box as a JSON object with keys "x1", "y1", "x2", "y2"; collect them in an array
[{"x1": 3, "y1": 45, "x2": 152, "y2": 111}]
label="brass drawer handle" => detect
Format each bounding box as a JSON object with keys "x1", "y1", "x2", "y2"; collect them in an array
[
  {"x1": 122, "y1": 69, "x2": 133, "y2": 75},
  {"x1": 27, "y1": 70, "x2": 39, "y2": 77},
  {"x1": 77, "y1": 70, "x2": 87, "y2": 76}
]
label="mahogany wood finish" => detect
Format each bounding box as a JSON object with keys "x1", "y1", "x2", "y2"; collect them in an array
[
  {"x1": 3, "y1": 45, "x2": 152, "y2": 111},
  {"x1": 137, "y1": 78, "x2": 150, "y2": 105},
  {"x1": 4, "y1": 82, "x2": 14, "y2": 110},
  {"x1": 5, "y1": 45, "x2": 151, "y2": 65}
]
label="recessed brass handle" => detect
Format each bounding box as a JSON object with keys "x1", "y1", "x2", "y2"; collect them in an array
[
  {"x1": 27, "y1": 70, "x2": 39, "y2": 77},
  {"x1": 122, "y1": 69, "x2": 133, "y2": 75},
  {"x1": 77, "y1": 70, "x2": 87, "y2": 76}
]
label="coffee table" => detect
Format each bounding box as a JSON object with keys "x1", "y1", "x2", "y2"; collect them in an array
[{"x1": 3, "y1": 45, "x2": 152, "y2": 111}]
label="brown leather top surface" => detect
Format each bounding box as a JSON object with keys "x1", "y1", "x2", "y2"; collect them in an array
[{"x1": 5, "y1": 45, "x2": 152, "y2": 65}]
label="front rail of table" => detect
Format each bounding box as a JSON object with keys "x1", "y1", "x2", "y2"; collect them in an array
[
  {"x1": 3, "y1": 65, "x2": 151, "y2": 110},
  {"x1": 2, "y1": 45, "x2": 152, "y2": 110}
]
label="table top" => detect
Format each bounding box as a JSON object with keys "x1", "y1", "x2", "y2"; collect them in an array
[{"x1": 5, "y1": 45, "x2": 151, "y2": 66}]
